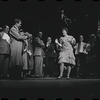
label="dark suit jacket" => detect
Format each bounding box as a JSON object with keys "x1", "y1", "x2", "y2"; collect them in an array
[{"x1": 46, "y1": 43, "x2": 56, "y2": 58}]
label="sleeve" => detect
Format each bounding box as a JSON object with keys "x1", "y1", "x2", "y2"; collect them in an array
[
  {"x1": 74, "y1": 43, "x2": 78, "y2": 49},
  {"x1": 8, "y1": 35, "x2": 11, "y2": 44},
  {"x1": 10, "y1": 28, "x2": 27, "y2": 41},
  {"x1": 59, "y1": 37, "x2": 63, "y2": 44},
  {"x1": 85, "y1": 43, "x2": 91, "y2": 53},
  {"x1": 55, "y1": 37, "x2": 63, "y2": 50},
  {"x1": 23, "y1": 40, "x2": 28, "y2": 51},
  {"x1": 5, "y1": 34, "x2": 10, "y2": 44},
  {"x1": 70, "y1": 36, "x2": 76, "y2": 46},
  {"x1": 0, "y1": 32, "x2": 4, "y2": 40},
  {"x1": 24, "y1": 32, "x2": 32, "y2": 37}
]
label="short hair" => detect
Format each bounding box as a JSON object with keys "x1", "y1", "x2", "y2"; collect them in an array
[
  {"x1": 80, "y1": 35, "x2": 83, "y2": 38},
  {"x1": 38, "y1": 31, "x2": 43, "y2": 35},
  {"x1": 2, "y1": 25, "x2": 9, "y2": 31},
  {"x1": 61, "y1": 10, "x2": 64, "y2": 13},
  {"x1": 89, "y1": 34, "x2": 96, "y2": 40},
  {"x1": 90, "y1": 34, "x2": 95, "y2": 37},
  {"x1": 14, "y1": 19, "x2": 21, "y2": 24},
  {"x1": 47, "y1": 37, "x2": 51, "y2": 41},
  {"x1": 62, "y1": 28, "x2": 68, "y2": 33}
]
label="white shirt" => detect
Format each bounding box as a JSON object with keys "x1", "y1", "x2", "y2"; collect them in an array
[
  {"x1": 2, "y1": 33, "x2": 10, "y2": 44},
  {"x1": 79, "y1": 42, "x2": 84, "y2": 53},
  {"x1": 75, "y1": 42, "x2": 88, "y2": 54}
]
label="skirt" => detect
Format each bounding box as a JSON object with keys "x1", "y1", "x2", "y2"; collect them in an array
[{"x1": 58, "y1": 50, "x2": 76, "y2": 66}]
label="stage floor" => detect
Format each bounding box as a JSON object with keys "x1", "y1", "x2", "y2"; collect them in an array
[{"x1": 0, "y1": 77, "x2": 100, "y2": 100}]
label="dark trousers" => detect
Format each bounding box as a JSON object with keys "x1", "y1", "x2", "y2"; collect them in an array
[
  {"x1": 77, "y1": 53, "x2": 87, "y2": 78},
  {"x1": 95, "y1": 54, "x2": 100, "y2": 78},
  {"x1": 0, "y1": 54, "x2": 9, "y2": 76},
  {"x1": 45, "y1": 57, "x2": 55, "y2": 76}
]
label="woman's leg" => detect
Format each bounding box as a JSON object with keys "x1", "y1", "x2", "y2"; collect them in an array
[
  {"x1": 67, "y1": 66, "x2": 71, "y2": 78},
  {"x1": 58, "y1": 63, "x2": 64, "y2": 78}
]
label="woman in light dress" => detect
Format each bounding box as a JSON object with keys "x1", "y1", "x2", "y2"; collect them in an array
[{"x1": 55, "y1": 28, "x2": 76, "y2": 79}]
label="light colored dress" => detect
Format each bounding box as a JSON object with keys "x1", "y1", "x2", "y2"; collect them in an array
[
  {"x1": 22, "y1": 39, "x2": 28, "y2": 70},
  {"x1": 58, "y1": 35, "x2": 76, "y2": 66},
  {"x1": 28, "y1": 39, "x2": 34, "y2": 71}
]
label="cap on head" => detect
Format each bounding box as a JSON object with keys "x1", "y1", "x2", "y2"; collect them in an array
[{"x1": 3, "y1": 25, "x2": 9, "y2": 30}]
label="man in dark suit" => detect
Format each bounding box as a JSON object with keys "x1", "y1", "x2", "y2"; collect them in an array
[
  {"x1": 0, "y1": 25, "x2": 10, "y2": 78},
  {"x1": 45, "y1": 37, "x2": 56, "y2": 77}
]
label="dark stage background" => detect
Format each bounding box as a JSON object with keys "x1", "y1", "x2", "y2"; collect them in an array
[
  {"x1": 0, "y1": 0, "x2": 99, "y2": 43},
  {"x1": 0, "y1": 0, "x2": 100, "y2": 100}
]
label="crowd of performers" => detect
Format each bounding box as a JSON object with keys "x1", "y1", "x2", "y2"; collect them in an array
[{"x1": 0, "y1": 16, "x2": 100, "y2": 79}]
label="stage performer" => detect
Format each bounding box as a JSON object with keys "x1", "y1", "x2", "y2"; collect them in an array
[
  {"x1": 0, "y1": 25, "x2": 10, "y2": 78},
  {"x1": 55, "y1": 28, "x2": 76, "y2": 79},
  {"x1": 9, "y1": 19, "x2": 28, "y2": 79},
  {"x1": 75, "y1": 35, "x2": 90, "y2": 78},
  {"x1": 33, "y1": 31, "x2": 45, "y2": 77},
  {"x1": 45, "y1": 37, "x2": 56, "y2": 77}
]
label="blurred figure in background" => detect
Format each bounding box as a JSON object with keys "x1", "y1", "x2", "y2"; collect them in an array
[
  {"x1": 61, "y1": 10, "x2": 71, "y2": 28},
  {"x1": 95, "y1": 31, "x2": 100, "y2": 78},
  {"x1": 87, "y1": 34, "x2": 96, "y2": 78}
]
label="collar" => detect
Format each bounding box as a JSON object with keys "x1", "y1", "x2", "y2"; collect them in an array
[{"x1": 13, "y1": 25, "x2": 19, "y2": 31}]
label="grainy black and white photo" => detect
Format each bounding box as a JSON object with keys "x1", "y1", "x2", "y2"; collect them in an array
[{"x1": 0, "y1": 0, "x2": 100, "y2": 100}]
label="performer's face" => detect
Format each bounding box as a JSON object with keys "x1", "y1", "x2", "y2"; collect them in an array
[
  {"x1": 47, "y1": 37, "x2": 51, "y2": 43},
  {"x1": 80, "y1": 35, "x2": 83, "y2": 42},
  {"x1": 38, "y1": 32, "x2": 42, "y2": 38},
  {"x1": 5, "y1": 26, "x2": 9, "y2": 33},
  {"x1": 62, "y1": 29, "x2": 67, "y2": 36},
  {"x1": 17, "y1": 21, "x2": 22, "y2": 28}
]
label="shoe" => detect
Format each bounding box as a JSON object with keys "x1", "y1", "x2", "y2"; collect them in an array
[
  {"x1": 67, "y1": 76, "x2": 70, "y2": 80},
  {"x1": 35, "y1": 75, "x2": 40, "y2": 78},
  {"x1": 57, "y1": 76, "x2": 62, "y2": 79}
]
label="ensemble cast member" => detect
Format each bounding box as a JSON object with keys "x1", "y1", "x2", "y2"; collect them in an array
[
  {"x1": 20, "y1": 30, "x2": 32, "y2": 77},
  {"x1": 20, "y1": 30, "x2": 29, "y2": 78},
  {"x1": 9, "y1": 19, "x2": 28, "y2": 79},
  {"x1": 55, "y1": 28, "x2": 76, "y2": 79},
  {"x1": 87, "y1": 34, "x2": 96, "y2": 78},
  {"x1": 27, "y1": 37, "x2": 34, "y2": 76},
  {"x1": 0, "y1": 25, "x2": 10, "y2": 78},
  {"x1": 33, "y1": 31, "x2": 45, "y2": 77},
  {"x1": 95, "y1": 31, "x2": 100, "y2": 78},
  {"x1": 45, "y1": 37, "x2": 56, "y2": 77},
  {"x1": 75, "y1": 35, "x2": 89, "y2": 78}
]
